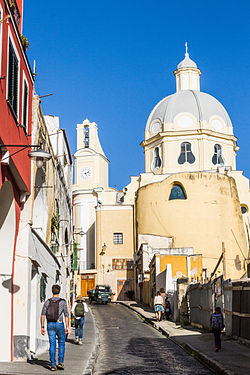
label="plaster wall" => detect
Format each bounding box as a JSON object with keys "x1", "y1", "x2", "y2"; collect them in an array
[
  {"x1": 136, "y1": 172, "x2": 248, "y2": 280},
  {"x1": 95, "y1": 207, "x2": 134, "y2": 290}
]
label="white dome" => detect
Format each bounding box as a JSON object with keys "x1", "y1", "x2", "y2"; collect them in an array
[
  {"x1": 145, "y1": 90, "x2": 233, "y2": 137},
  {"x1": 177, "y1": 53, "x2": 197, "y2": 69}
]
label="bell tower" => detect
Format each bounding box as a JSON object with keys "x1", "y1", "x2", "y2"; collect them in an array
[{"x1": 74, "y1": 119, "x2": 109, "y2": 190}]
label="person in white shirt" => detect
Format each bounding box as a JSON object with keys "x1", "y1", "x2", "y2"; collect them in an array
[
  {"x1": 154, "y1": 291, "x2": 164, "y2": 321},
  {"x1": 71, "y1": 296, "x2": 88, "y2": 344}
]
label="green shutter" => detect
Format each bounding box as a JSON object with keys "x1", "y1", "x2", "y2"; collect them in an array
[
  {"x1": 72, "y1": 242, "x2": 78, "y2": 271},
  {"x1": 40, "y1": 276, "x2": 46, "y2": 302},
  {"x1": 8, "y1": 41, "x2": 19, "y2": 119}
]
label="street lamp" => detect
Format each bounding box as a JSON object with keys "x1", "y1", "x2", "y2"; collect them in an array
[
  {"x1": 0, "y1": 144, "x2": 51, "y2": 168},
  {"x1": 28, "y1": 147, "x2": 51, "y2": 168},
  {"x1": 73, "y1": 228, "x2": 86, "y2": 237}
]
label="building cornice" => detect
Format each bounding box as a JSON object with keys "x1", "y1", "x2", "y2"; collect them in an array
[{"x1": 141, "y1": 129, "x2": 237, "y2": 148}]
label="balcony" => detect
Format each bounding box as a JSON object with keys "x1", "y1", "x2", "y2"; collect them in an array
[{"x1": 8, "y1": 0, "x2": 20, "y2": 29}]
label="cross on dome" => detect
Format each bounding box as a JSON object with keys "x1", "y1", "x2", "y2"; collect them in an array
[
  {"x1": 177, "y1": 42, "x2": 197, "y2": 69},
  {"x1": 174, "y1": 43, "x2": 201, "y2": 91}
]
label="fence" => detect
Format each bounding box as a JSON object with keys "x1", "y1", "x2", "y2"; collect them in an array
[{"x1": 188, "y1": 278, "x2": 250, "y2": 341}]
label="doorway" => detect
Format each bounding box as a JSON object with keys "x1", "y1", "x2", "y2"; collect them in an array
[{"x1": 81, "y1": 274, "x2": 95, "y2": 297}]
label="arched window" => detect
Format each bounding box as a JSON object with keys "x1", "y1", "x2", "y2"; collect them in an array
[
  {"x1": 153, "y1": 147, "x2": 162, "y2": 169},
  {"x1": 241, "y1": 205, "x2": 248, "y2": 214},
  {"x1": 212, "y1": 144, "x2": 224, "y2": 165},
  {"x1": 169, "y1": 184, "x2": 186, "y2": 200},
  {"x1": 178, "y1": 142, "x2": 195, "y2": 164},
  {"x1": 84, "y1": 126, "x2": 89, "y2": 148}
]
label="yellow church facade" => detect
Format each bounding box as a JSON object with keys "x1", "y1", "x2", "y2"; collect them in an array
[{"x1": 73, "y1": 47, "x2": 250, "y2": 303}]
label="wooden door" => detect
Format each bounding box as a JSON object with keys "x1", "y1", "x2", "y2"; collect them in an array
[
  {"x1": 117, "y1": 279, "x2": 133, "y2": 301},
  {"x1": 81, "y1": 274, "x2": 95, "y2": 297}
]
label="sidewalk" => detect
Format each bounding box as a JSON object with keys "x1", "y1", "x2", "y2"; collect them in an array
[
  {"x1": 0, "y1": 308, "x2": 98, "y2": 375},
  {"x1": 117, "y1": 301, "x2": 250, "y2": 375}
]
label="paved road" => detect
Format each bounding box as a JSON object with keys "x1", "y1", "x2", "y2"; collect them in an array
[{"x1": 91, "y1": 303, "x2": 213, "y2": 375}]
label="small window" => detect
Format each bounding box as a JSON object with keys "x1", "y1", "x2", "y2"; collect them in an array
[
  {"x1": 241, "y1": 205, "x2": 248, "y2": 214},
  {"x1": 22, "y1": 79, "x2": 28, "y2": 131},
  {"x1": 84, "y1": 126, "x2": 89, "y2": 148},
  {"x1": 113, "y1": 233, "x2": 123, "y2": 244},
  {"x1": 212, "y1": 144, "x2": 224, "y2": 165},
  {"x1": 169, "y1": 184, "x2": 186, "y2": 200},
  {"x1": 178, "y1": 142, "x2": 195, "y2": 164},
  {"x1": 7, "y1": 40, "x2": 19, "y2": 119},
  {"x1": 40, "y1": 276, "x2": 46, "y2": 302},
  {"x1": 153, "y1": 147, "x2": 162, "y2": 169}
]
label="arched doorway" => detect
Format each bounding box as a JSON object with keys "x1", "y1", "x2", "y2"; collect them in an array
[{"x1": 0, "y1": 181, "x2": 16, "y2": 361}]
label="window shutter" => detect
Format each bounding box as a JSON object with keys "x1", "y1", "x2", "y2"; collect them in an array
[{"x1": 8, "y1": 41, "x2": 19, "y2": 118}]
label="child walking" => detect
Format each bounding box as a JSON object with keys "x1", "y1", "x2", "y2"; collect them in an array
[{"x1": 210, "y1": 306, "x2": 224, "y2": 352}]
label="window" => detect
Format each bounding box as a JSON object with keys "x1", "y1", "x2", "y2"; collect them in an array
[
  {"x1": 7, "y1": 40, "x2": 19, "y2": 119},
  {"x1": 22, "y1": 78, "x2": 28, "y2": 131},
  {"x1": 153, "y1": 147, "x2": 162, "y2": 169},
  {"x1": 40, "y1": 276, "x2": 46, "y2": 302},
  {"x1": 212, "y1": 144, "x2": 224, "y2": 165},
  {"x1": 241, "y1": 205, "x2": 248, "y2": 214},
  {"x1": 169, "y1": 184, "x2": 186, "y2": 200},
  {"x1": 113, "y1": 233, "x2": 123, "y2": 244},
  {"x1": 178, "y1": 142, "x2": 195, "y2": 164},
  {"x1": 84, "y1": 126, "x2": 89, "y2": 148}
]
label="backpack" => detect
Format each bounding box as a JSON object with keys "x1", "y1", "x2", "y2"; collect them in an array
[
  {"x1": 46, "y1": 298, "x2": 62, "y2": 322},
  {"x1": 211, "y1": 313, "x2": 223, "y2": 330},
  {"x1": 75, "y1": 301, "x2": 85, "y2": 317}
]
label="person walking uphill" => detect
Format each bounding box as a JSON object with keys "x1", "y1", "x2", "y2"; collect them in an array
[
  {"x1": 41, "y1": 284, "x2": 69, "y2": 371},
  {"x1": 71, "y1": 296, "x2": 88, "y2": 344},
  {"x1": 154, "y1": 291, "x2": 164, "y2": 321},
  {"x1": 210, "y1": 306, "x2": 224, "y2": 352}
]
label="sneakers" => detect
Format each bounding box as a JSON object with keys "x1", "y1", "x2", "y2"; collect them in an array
[
  {"x1": 75, "y1": 337, "x2": 79, "y2": 344},
  {"x1": 57, "y1": 363, "x2": 64, "y2": 370},
  {"x1": 79, "y1": 339, "x2": 83, "y2": 345}
]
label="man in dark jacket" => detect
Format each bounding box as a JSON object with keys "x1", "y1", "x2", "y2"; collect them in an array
[{"x1": 41, "y1": 284, "x2": 69, "y2": 371}]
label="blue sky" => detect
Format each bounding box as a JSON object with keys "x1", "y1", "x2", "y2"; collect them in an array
[{"x1": 23, "y1": 0, "x2": 250, "y2": 189}]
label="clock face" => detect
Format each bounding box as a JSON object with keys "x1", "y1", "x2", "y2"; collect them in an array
[{"x1": 80, "y1": 167, "x2": 92, "y2": 180}]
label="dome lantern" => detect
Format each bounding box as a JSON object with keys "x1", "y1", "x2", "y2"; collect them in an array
[{"x1": 174, "y1": 43, "x2": 201, "y2": 92}]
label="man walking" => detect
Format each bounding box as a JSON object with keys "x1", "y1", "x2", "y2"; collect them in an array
[
  {"x1": 71, "y1": 295, "x2": 88, "y2": 344},
  {"x1": 41, "y1": 284, "x2": 69, "y2": 371}
]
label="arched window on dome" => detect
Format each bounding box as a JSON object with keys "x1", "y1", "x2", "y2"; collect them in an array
[
  {"x1": 212, "y1": 144, "x2": 224, "y2": 165},
  {"x1": 153, "y1": 147, "x2": 162, "y2": 169},
  {"x1": 169, "y1": 184, "x2": 186, "y2": 200},
  {"x1": 178, "y1": 142, "x2": 195, "y2": 164}
]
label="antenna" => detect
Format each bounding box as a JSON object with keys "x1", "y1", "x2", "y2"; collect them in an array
[{"x1": 185, "y1": 42, "x2": 188, "y2": 56}]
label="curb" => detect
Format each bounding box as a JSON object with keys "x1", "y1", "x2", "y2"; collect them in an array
[
  {"x1": 117, "y1": 302, "x2": 233, "y2": 375},
  {"x1": 82, "y1": 307, "x2": 100, "y2": 375}
]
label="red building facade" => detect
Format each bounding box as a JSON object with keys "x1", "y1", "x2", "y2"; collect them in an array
[{"x1": 0, "y1": 0, "x2": 33, "y2": 361}]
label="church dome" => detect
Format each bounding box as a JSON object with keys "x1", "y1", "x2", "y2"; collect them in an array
[{"x1": 145, "y1": 90, "x2": 233, "y2": 138}]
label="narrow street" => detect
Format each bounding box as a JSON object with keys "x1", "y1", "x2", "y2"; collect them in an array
[{"x1": 91, "y1": 303, "x2": 213, "y2": 375}]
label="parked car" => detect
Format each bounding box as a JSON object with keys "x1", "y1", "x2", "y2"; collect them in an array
[{"x1": 88, "y1": 285, "x2": 112, "y2": 304}]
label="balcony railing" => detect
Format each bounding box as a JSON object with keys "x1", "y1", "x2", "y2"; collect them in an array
[{"x1": 8, "y1": 0, "x2": 20, "y2": 28}]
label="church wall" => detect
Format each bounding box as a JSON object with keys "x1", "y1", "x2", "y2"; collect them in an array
[{"x1": 136, "y1": 172, "x2": 248, "y2": 280}]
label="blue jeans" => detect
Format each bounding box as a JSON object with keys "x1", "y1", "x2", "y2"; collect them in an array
[
  {"x1": 75, "y1": 316, "x2": 85, "y2": 339},
  {"x1": 47, "y1": 322, "x2": 65, "y2": 366}
]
